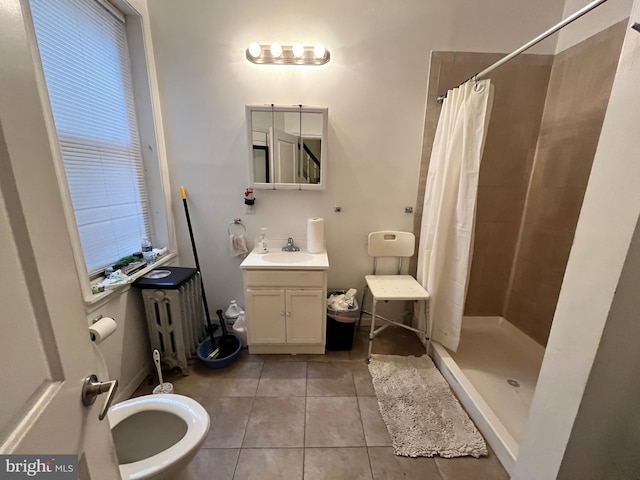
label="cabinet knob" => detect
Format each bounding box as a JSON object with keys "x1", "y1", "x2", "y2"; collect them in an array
[{"x1": 280, "y1": 311, "x2": 285, "y2": 316}]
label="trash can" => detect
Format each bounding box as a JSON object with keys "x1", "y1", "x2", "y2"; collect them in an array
[{"x1": 326, "y1": 291, "x2": 359, "y2": 351}]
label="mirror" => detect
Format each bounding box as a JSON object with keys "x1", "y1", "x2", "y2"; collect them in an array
[{"x1": 246, "y1": 105, "x2": 327, "y2": 190}]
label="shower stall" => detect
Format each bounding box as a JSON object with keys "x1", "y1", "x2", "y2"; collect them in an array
[{"x1": 415, "y1": 5, "x2": 628, "y2": 474}]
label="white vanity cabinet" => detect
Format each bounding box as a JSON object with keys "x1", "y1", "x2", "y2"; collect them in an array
[{"x1": 242, "y1": 269, "x2": 327, "y2": 354}]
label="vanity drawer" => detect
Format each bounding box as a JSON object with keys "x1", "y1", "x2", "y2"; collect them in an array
[{"x1": 244, "y1": 270, "x2": 326, "y2": 288}]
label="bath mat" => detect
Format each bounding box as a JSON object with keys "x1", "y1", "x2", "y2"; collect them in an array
[{"x1": 368, "y1": 354, "x2": 487, "y2": 458}]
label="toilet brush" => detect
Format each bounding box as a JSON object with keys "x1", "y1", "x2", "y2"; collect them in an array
[{"x1": 152, "y1": 349, "x2": 174, "y2": 394}]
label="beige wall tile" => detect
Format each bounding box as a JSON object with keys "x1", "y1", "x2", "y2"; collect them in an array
[
  {"x1": 417, "y1": 21, "x2": 625, "y2": 345},
  {"x1": 506, "y1": 21, "x2": 622, "y2": 345}
]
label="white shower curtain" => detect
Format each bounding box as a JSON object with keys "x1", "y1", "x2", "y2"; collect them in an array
[{"x1": 417, "y1": 80, "x2": 493, "y2": 352}]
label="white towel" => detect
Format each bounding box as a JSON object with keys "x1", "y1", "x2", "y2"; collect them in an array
[{"x1": 229, "y1": 234, "x2": 248, "y2": 257}]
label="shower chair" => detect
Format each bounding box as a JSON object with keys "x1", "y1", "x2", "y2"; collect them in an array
[{"x1": 358, "y1": 231, "x2": 430, "y2": 362}]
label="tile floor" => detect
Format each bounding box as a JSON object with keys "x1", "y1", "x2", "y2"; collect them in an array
[{"x1": 133, "y1": 327, "x2": 508, "y2": 480}]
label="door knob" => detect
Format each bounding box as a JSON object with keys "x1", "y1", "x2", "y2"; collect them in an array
[{"x1": 82, "y1": 374, "x2": 118, "y2": 421}]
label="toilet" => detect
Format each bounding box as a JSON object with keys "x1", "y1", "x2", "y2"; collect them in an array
[{"x1": 108, "y1": 394, "x2": 210, "y2": 480}]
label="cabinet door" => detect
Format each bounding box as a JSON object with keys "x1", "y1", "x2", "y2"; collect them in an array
[
  {"x1": 246, "y1": 289, "x2": 287, "y2": 344},
  {"x1": 286, "y1": 289, "x2": 325, "y2": 344}
]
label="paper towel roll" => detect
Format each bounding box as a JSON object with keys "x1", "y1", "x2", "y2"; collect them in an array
[
  {"x1": 89, "y1": 317, "x2": 117, "y2": 344},
  {"x1": 307, "y1": 217, "x2": 325, "y2": 254}
]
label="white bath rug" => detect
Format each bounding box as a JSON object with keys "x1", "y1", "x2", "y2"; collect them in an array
[{"x1": 368, "y1": 354, "x2": 487, "y2": 458}]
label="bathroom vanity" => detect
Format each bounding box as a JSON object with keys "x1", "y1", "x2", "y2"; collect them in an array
[{"x1": 240, "y1": 249, "x2": 329, "y2": 354}]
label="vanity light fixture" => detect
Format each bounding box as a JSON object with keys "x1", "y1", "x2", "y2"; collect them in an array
[
  {"x1": 248, "y1": 42, "x2": 261, "y2": 58},
  {"x1": 292, "y1": 43, "x2": 304, "y2": 58},
  {"x1": 269, "y1": 42, "x2": 283, "y2": 58},
  {"x1": 245, "y1": 43, "x2": 330, "y2": 65}
]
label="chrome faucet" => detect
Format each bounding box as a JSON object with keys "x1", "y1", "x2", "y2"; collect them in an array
[{"x1": 282, "y1": 237, "x2": 300, "y2": 252}]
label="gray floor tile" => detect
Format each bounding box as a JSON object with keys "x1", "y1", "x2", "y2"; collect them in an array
[
  {"x1": 200, "y1": 359, "x2": 264, "y2": 379},
  {"x1": 305, "y1": 396, "x2": 366, "y2": 447},
  {"x1": 201, "y1": 397, "x2": 253, "y2": 448},
  {"x1": 256, "y1": 377, "x2": 306, "y2": 396},
  {"x1": 304, "y1": 447, "x2": 373, "y2": 480},
  {"x1": 307, "y1": 361, "x2": 356, "y2": 396},
  {"x1": 368, "y1": 446, "x2": 441, "y2": 480},
  {"x1": 156, "y1": 360, "x2": 263, "y2": 400},
  {"x1": 261, "y1": 361, "x2": 308, "y2": 378},
  {"x1": 350, "y1": 327, "x2": 427, "y2": 359},
  {"x1": 133, "y1": 334, "x2": 512, "y2": 480},
  {"x1": 242, "y1": 397, "x2": 305, "y2": 447},
  {"x1": 250, "y1": 353, "x2": 311, "y2": 362},
  {"x1": 233, "y1": 448, "x2": 303, "y2": 480},
  {"x1": 358, "y1": 396, "x2": 391, "y2": 446},
  {"x1": 349, "y1": 329, "x2": 371, "y2": 361},
  {"x1": 175, "y1": 448, "x2": 239, "y2": 480},
  {"x1": 316, "y1": 349, "x2": 352, "y2": 361},
  {"x1": 256, "y1": 362, "x2": 307, "y2": 396},
  {"x1": 349, "y1": 362, "x2": 376, "y2": 396},
  {"x1": 434, "y1": 451, "x2": 509, "y2": 480},
  {"x1": 200, "y1": 378, "x2": 259, "y2": 397}
]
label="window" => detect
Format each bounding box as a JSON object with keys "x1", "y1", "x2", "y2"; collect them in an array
[{"x1": 30, "y1": 0, "x2": 150, "y2": 275}]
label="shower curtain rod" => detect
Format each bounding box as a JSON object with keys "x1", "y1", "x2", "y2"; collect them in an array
[{"x1": 436, "y1": 0, "x2": 610, "y2": 104}]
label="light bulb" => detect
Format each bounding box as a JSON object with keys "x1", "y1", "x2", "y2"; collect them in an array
[
  {"x1": 313, "y1": 44, "x2": 326, "y2": 59},
  {"x1": 270, "y1": 42, "x2": 283, "y2": 57},
  {"x1": 248, "y1": 42, "x2": 261, "y2": 58},
  {"x1": 292, "y1": 43, "x2": 304, "y2": 58}
]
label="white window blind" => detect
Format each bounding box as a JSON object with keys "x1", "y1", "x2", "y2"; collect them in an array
[{"x1": 30, "y1": 0, "x2": 150, "y2": 275}]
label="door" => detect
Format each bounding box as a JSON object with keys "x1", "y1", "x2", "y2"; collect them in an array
[
  {"x1": 245, "y1": 289, "x2": 287, "y2": 343},
  {"x1": 0, "y1": 2, "x2": 120, "y2": 477},
  {"x1": 272, "y1": 128, "x2": 299, "y2": 183},
  {"x1": 286, "y1": 289, "x2": 325, "y2": 344}
]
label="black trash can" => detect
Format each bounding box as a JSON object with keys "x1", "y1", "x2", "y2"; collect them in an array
[{"x1": 326, "y1": 292, "x2": 359, "y2": 351}]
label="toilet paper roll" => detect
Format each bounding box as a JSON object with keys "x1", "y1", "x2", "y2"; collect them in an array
[
  {"x1": 89, "y1": 317, "x2": 117, "y2": 344},
  {"x1": 307, "y1": 217, "x2": 325, "y2": 254}
]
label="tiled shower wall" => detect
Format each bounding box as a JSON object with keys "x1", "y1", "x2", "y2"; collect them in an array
[
  {"x1": 415, "y1": 20, "x2": 626, "y2": 347},
  {"x1": 413, "y1": 52, "x2": 554, "y2": 315},
  {"x1": 505, "y1": 20, "x2": 626, "y2": 345}
]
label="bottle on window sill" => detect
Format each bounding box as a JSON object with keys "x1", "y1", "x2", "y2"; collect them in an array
[
  {"x1": 141, "y1": 237, "x2": 152, "y2": 253},
  {"x1": 105, "y1": 266, "x2": 114, "y2": 279}
]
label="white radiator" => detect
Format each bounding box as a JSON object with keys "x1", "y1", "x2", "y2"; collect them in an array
[{"x1": 140, "y1": 272, "x2": 205, "y2": 375}]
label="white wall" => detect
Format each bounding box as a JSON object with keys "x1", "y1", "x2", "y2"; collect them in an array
[
  {"x1": 515, "y1": 2, "x2": 640, "y2": 477},
  {"x1": 557, "y1": 216, "x2": 640, "y2": 479},
  {"x1": 0, "y1": 0, "x2": 175, "y2": 398},
  {"x1": 147, "y1": 0, "x2": 564, "y2": 313},
  {"x1": 556, "y1": 0, "x2": 634, "y2": 52}
]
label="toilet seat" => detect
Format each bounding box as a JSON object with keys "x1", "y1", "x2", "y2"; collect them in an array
[{"x1": 108, "y1": 394, "x2": 210, "y2": 480}]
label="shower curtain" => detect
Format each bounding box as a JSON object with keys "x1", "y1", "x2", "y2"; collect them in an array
[{"x1": 417, "y1": 80, "x2": 493, "y2": 352}]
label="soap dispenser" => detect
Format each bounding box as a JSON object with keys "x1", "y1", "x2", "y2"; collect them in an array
[{"x1": 256, "y1": 228, "x2": 268, "y2": 253}]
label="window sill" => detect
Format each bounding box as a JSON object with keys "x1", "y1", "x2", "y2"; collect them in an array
[{"x1": 84, "y1": 251, "x2": 177, "y2": 309}]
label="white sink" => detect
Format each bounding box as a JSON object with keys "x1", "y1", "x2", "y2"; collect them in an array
[
  {"x1": 240, "y1": 247, "x2": 328, "y2": 270},
  {"x1": 261, "y1": 252, "x2": 314, "y2": 264}
]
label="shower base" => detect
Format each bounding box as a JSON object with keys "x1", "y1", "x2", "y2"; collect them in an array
[{"x1": 430, "y1": 316, "x2": 544, "y2": 475}]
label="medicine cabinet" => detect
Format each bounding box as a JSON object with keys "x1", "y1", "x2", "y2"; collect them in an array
[{"x1": 246, "y1": 105, "x2": 327, "y2": 190}]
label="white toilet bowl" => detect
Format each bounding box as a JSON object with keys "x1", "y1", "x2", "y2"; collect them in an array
[{"x1": 108, "y1": 394, "x2": 210, "y2": 480}]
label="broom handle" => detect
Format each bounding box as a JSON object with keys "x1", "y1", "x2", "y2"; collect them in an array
[{"x1": 180, "y1": 186, "x2": 214, "y2": 332}]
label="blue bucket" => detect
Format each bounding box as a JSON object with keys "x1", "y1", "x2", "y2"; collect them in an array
[{"x1": 197, "y1": 336, "x2": 242, "y2": 369}]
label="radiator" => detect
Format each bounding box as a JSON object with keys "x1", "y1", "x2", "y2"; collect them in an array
[{"x1": 139, "y1": 271, "x2": 205, "y2": 375}]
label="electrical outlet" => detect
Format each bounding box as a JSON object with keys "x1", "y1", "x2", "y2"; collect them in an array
[{"x1": 404, "y1": 206, "x2": 414, "y2": 214}]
